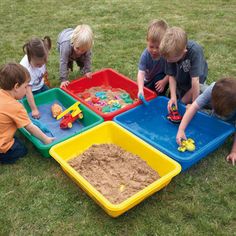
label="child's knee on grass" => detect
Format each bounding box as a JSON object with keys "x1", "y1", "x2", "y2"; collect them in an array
[{"x1": 0, "y1": 137, "x2": 28, "y2": 164}]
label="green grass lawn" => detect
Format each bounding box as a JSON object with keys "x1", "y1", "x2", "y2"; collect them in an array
[{"x1": 0, "y1": 0, "x2": 235, "y2": 235}]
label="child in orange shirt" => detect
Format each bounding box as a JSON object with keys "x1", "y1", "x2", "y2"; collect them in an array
[{"x1": 0, "y1": 63, "x2": 54, "y2": 164}]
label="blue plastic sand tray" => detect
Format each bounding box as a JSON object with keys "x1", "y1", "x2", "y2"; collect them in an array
[{"x1": 114, "y1": 96, "x2": 235, "y2": 171}]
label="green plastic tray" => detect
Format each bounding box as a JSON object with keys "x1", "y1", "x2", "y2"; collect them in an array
[{"x1": 20, "y1": 88, "x2": 103, "y2": 157}]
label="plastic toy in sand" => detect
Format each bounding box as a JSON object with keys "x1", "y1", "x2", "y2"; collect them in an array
[
  {"x1": 78, "y1": 86, "x2": 136, "y2": 113},
  {"x1": 57, "y1": 102, "x2": 83, "y2": 129},
  {"x1": 31, "y1": 118, "x2": 53, "y2": 136},
  {"x1": 51, "y1": 103, "x2": 63, "y2": 118},
  {"x1": 178, "y1": 138, "x2": 195, "y2": 152},
  {"x1": 139, "y1": 94, "x2": 148, "y2": 105},
  {"x1": 95, "y1": 91, "x2": 107, "y2": 99},
  {"x1": 81, "y1": 92, "x2": 91, "y2": 99},
  {"x1": 167, "y1": 104, "x2": 182, "y2": 124},
  {"x1": 120, "y1": 93, "x2": 133, "y2": 104}
]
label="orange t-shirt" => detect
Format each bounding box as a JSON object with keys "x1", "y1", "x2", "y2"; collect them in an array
[{"x1": 0, "y1": 89, "x2": 31, "y2": 153}]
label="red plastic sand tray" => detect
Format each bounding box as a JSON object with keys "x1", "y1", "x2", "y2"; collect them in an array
[{"x1": 62, "y1": 68, "x2": 157, "y2": 121}]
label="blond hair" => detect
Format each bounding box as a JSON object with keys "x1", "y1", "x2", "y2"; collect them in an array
[
  {"x1": 146, "y1": 19, "x2": 168, "y2": 45},
  {"x1": 159, "y1": 26, "x2": 187, "y2": 59},
  {"x1": 71, "y1": 24, "x2": 93, "y2": 50}
]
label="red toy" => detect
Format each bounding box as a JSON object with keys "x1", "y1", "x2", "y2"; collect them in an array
[
  {"x1": 81, "y1": 92, "x2": 91, "y2": 99},
  {"x1": 57, "y1": 102, "x2": 83, "y2": 129},
  {"x1": 92, "y1": 97, "x2": 100, "y2": 103},
  {"x1": 167, "y1": 104, "x2": 182, "y2": 124},
  {"x1": 59, "y1": 113, "x2": 82, "y2": 129}
]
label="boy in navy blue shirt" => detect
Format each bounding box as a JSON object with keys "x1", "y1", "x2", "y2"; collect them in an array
[
  {"x1": 160, "y1": 26, "x2": 208, "y2": 112},
  {"x1": 137, "y1": 19, "x2": 169, "y2": 98}
]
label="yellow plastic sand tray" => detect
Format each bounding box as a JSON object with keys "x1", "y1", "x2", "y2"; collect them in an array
[{"x1": 50, "y1": 121, "x2": 181, "y2": 217}]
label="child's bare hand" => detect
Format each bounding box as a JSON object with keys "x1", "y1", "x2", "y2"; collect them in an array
[
  {"x1": 32, "y1": 109, "x2": 40, "y2": 119},
  {"x1": 167, "y1": 99, "x2": 177, "y2": 113},
  {"x1": 155, "y1": 80, "x2": 166, "y2": 93},
  {"x1": 85, "y1": 72, "x2": 92, "y2": 79},
  {"x1": 137, "y1": 90, "x2": 144, "y2": 99},
  {"x1": 44, "y1": 136, "x2": 55, "y2": 145},
  {"x1": 226, "y1": 152, "x2": 236, "y2": 166},
  {"x1": 60, "y1": 80, "x2": 70, "y2": 88},
  {"x1": 176, "y1": 129, "x2": 187, "y2": 146}
]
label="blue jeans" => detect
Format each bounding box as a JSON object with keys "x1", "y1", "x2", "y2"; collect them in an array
[
  {"x1": 32, "y1": 84, "x2": 49, "y2": 95},
  {"x1": 0, "y1": 137, "x2": 28, "y2": 164}
]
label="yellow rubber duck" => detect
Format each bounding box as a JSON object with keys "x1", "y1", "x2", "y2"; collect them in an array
[{"x1": 178, "y1": 138, "x2": 195, "y2": 152}]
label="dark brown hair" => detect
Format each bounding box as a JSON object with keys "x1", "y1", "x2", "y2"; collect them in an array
[
  {"x1": 0, "y1": 63, "x2": 30, "y2": 90},
  {"x1": 211, "y1": 77, "x2": 236, "y2": 117},
  {"x1": 23, "y1": 36, "x2": 52, "y2": 63}
]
